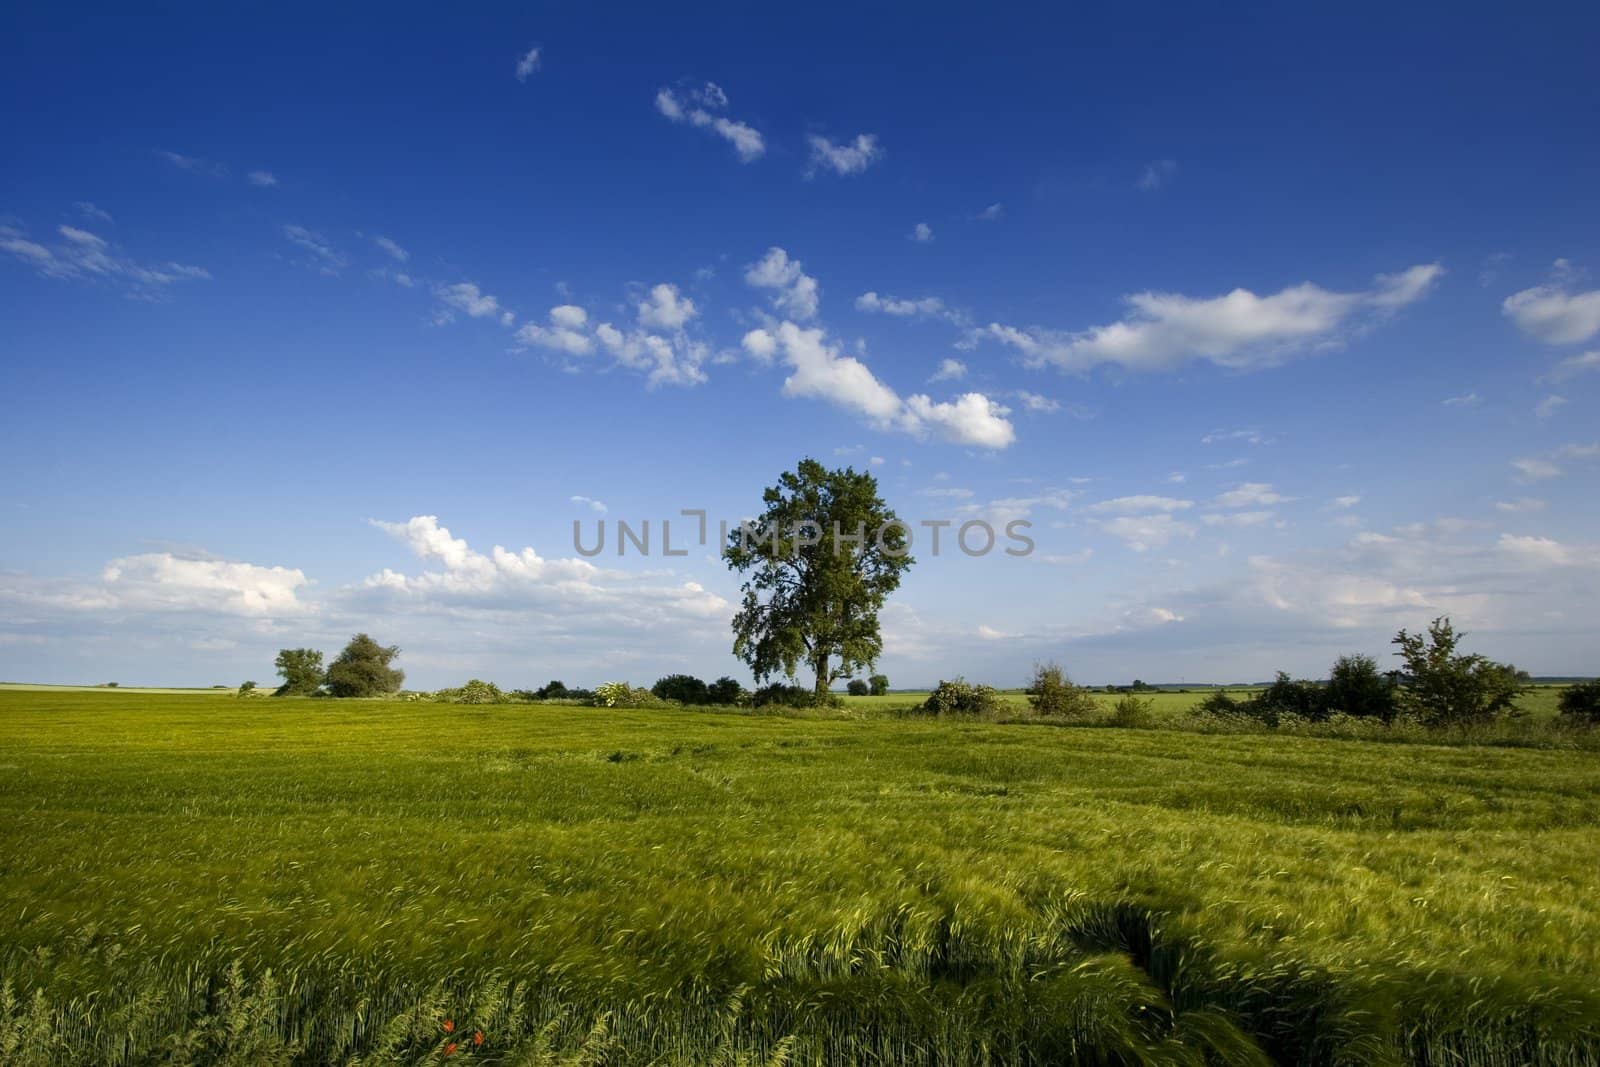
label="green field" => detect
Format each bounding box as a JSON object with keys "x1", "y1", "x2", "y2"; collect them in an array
[{"x1": 2, "y1": 688, "x2": 1599, "y2": 1064}]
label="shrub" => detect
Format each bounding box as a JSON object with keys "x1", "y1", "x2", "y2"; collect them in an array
[
  {"x1": 1325, "y1": 653, "x2": 1397, "y2": 721},
  {"x1": 868, "y1": 674, "x2": 889, "y2": 696},
  {"x1": 751, "y1": 682, "x2": 815, "y2": 708},
  {"x1": 706, "y1": 676, "x2": 745, "y2": 705},
  {"x1": 1392, "y1": 617, "x2": 1528, "y2": 727},
  {"x1": 237, "y1": 681, "x2": 257, "y2": 697},
  {"x1": 593, "y1": 682, "x2": 669, "y2": 708},
  {"x1": 1195, "y1": 690, "x2": 1249, "y2": 718},
  {"x1": 535, "y1": 680, "x2": 570, "y2": 700},
  {"x1": 1026, "y1": 662, "x2": 1099, "y2": 719},
  {"x1": 1558, "y1": 679, "x2": 1600, "y2": 724},
  {"x1": 1111, "y1": 695, "x2": 1155, "y2": 728},
  {"x1": 451, "y1": 679, "x2": 505, "y2": 705},
  {"x1": 923, "y1": 678, "x2": 1002, "y2": 716},
  {"x1": 846, "y1": 679, "x2": 870, "y2": 696},
  {"x1": 1254, "y1": 672, "x2": 1328, "y2": 723},
  {"x1": 652, "y1": 674, "x2": 710, "y2": 704}
]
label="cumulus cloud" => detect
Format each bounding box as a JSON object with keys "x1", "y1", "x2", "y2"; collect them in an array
[
  {"x1": 855, "y1": 291, "x2": 959, "y2": 321},
  {"x1": 1, "y1": 220, "x2": 210, "y2": 296},
  {"x1": 515, "y1": 305, "x2": 595, "y2": 356},
  {"x1": 806, "y1": 133, "x2": 883, "y2": 177},
  {"x1": 1540, "y1": 349, "x2": 1600, "y2": 382},
  {"x1": 910, "y1": 222, "x2": 933, "y2": 243},
  {"x1": 1086, "y1": 495, "x2": 1194, "y2": 515},
  {"x1": 655, "y1": 82, "x2": 765, "y2": 162},
  {"x1": 745, "y1": 247, "x2": 820, "y2": 320},
  {"x1": 435, "y1": 281, "x2": 514, "y2": 326},
  {"x1": 973, "y1": 264, "x2": 1443, "y2": 373},
  {"x1": 515, "y1": 45, "x2": 541, "y2": 81},
  {"x1": 928, "y1": 358, "x2": 966, "y2": 382},
  {"x1": 1211, "y1": 483, "x2": 1291, "y2": 509},
  {"x1": 637, "y1": 282, "x2": 698, "y2": 330},
  {"x1": 1014, "y1": 390, "x2": 1061, "y2": 413},
  {"x1": 1503, "y1": 263, "x2": 1600, "y2": 344},
  {"x1": 975, "y1": 202, "x2": 1004, "y2": 221},
  {"x1": 764, "y1": 322, "x2": 1015, "y2": 448}
]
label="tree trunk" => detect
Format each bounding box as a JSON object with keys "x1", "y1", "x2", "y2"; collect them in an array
[{"x1": 813, "y1": 652, "x2": 830, "y2": 704}]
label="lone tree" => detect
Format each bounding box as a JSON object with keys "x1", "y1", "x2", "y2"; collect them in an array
[
  {"x1": 724, "y1": 458, "x2": 913, "y2": 703},
  {"x1": 1391, "y1": 617, "x2": 1527, "y2": 727},
  {"x1": 324, "y1": 633, "x2": 405, "y2": 698},
  {"x1": 274, "y1": 648, "x2": 325, "y2": 696},
  {"x1": 868, "y1": 673, "x2": 889, "y2": 696}
]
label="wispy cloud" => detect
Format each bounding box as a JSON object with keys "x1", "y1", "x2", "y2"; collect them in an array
[
  {"x1": 1136, "y1": 159, "x2": 1177, "y2": 191},
  {"x1": 655, "y1": 82, "x2": 764, "y2": 162},
  {"x1": 515, "y1": 45, "x2": 541, "y2": 81},
  {"x1": 281, "y1": 224, "x2": 347, "y2": 275},
  {"x1": 806, "y1": 133, "x2": 883, "y2": 177},
  {"x1": 1, "y1": 219, "x2": 209, "y2": 297}
]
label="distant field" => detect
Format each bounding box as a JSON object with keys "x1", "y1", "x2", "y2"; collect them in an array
[{"x1": 2, "y1": 688, "x2": 1598, "y2": 1064}]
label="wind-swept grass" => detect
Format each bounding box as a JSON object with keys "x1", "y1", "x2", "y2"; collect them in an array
[{"x1": 1, "y1": 689, "x2": 1598, "y2": 1063}]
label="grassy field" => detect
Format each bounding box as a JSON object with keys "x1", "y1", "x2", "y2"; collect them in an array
[{"x1": 2, "y1": 689, "x2": 1599, "y2": 1064}]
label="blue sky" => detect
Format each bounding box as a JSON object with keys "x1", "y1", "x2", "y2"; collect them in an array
[{"x1": 3, "y1": 3, "x2": 1598, "y2": 688}]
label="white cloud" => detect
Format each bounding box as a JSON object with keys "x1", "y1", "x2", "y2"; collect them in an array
[
  {"x1": 1096, "y1": 514, "x2": 1195, "y2": 552},
  {"x1": 74, "y1": 202, "x2": 113, "y2": 223},
  {"x1": 1495, "y1": 498, "x2": 1546, "y2": 513},
  {"x1": 1201, "y1": 428, "x2": 1268, "y2": 446},
  {"x1": 767, "y1": 322, "x2": 1015, "y2": 448},
  {"x1": 570, "y1": 495, "x2": 607, "y2": 514},
  {"x1": 282, "y1": 224, "x2": 347, "y2": 275},
  {"x1": 655, "y1": 83, "x2": 765, "y2": 162},
  {"x1": 1, "y1": 220, "x2": 209, "y2": 296},
  {"x1": 1200, "y1": 511, "x2": 1276, "y2": 528},
  {"x1": 975, "y1": 202, "x2": 1004, "y2": 221},
  {"x1": 436, "y1": 281, "x2": 514, "y2": 326},
  {"x1": 248, "y1": 170, "x2": 279, "y2": 188},
  {"x1": 916, "y1": 486, "x2": 974, "y2": 499},
  {"x1": 1086, "y1": 495, "x2": 1194, "y2": 515},
  {"x1": 515, "y1": 45, "x2": 541, "y2": 81},
  {"x1": 374, "y1": 236, "x2": 409, "y2": 262},
  {"x1": 1443, "y1": 392, "x2": 1481, "y2": 408},
  {"x1": 1331, "y1": 495, "x2": 1361, "y2": 509},
  {"x1": 515, "y1": 306, "x2": 595, "y2": 356},
  {"x1": 910, "y1": 222, "x2": 933, "y2": 243},
  {"x1": 975, "y1": 264, "x2": 1443, "y2": 373},
  {"x1": 594, "y1": 322, "x2": 708, "y2": 388},
  {"x1": 1503, "y1": 266, "x2": 1600, "y2": 344},
  {"x1": 806, "y1": 133, "x2": 883, "y2": 177},
  {"x1": 1136, "y1": 159, "x2": 1177, "y2": 191},
  {"x1": 1015, "y1": 390, "x2": 1060, "y2": 413},
  {"x1": 741, "y1": 328, "x2": 777, "y2": 362},
  {"x1": 1211, "y1": 483, "x2": 1291, "y2": 509},
  {"x1": 637, "y1": 282, "x2": 697, "y2": 330},
  {"x1": 928, "y1": 358, "x2": 966, "y2": 382},
  {"x1": 100, "y1": 553, "x2": 311, "y2": 616},
  {"x1": 855, "y1": 291, "x2": 952, "y2": 319},
  {"x1": 1541, "y1": 350, "x2": 1600, "y2": 382},
  {"x1": 746, "y1": 247, "x2": 819, "y2": 320},
  {"x1": 158, "y1": 150, "x2": 227, "y2": 177},
  {"x1": 1511, "y1": 457, "x2": 1561, "y2": 481},
  {"x1": 1535, "y1": 394, "x2": 1567, "y2": 420}
]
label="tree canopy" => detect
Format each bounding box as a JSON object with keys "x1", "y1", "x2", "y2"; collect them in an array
[
  {"x1": 273, "y1": 648, "x2": 325, "y2": 696},
  {"x1": 723, "y1": 458, "x2": 913, "y2": 702},
  {"x1": 324, "y1": 633, "x2": 405, "y2": 698}
]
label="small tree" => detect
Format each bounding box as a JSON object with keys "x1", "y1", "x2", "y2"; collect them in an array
[
  {"x1": 1558, "y1": 680, "x2": 1600, "y2": 724},
  {"x1": 237, "y1": 680, "x2": 257, "y2": 697},
  {"x1": 1325, "y1": 653, "x2": 1397, "y2": 721},
  {"x1": 453, "y1": 679, "x2": 504, "y2": 704},
  {"x1": 651, "y1": 674, "x2": 710, "y2": 704},
  {"x1": 274, "y1": 648, "x2": 325, "y2": 696},
  {"x1": 846, "y1": 679, "x2": 870, "y2": 696},
  {"x1": 868, "y1": 674, "x2": 889, "y2": 696},
  {"x1": 923, "y1": 678, "x2": 1002, "y2": 716},
  {"x1": 706, "y1": 676, "x2": 745, "y2": 705},
  {"x1": 535, "y1": 680, "x2": 569, "y2": 700},
  {"x1": 1026, "y1": 661, "x2": 1099, "y2": 719},
  {"x1": 1391, "y1": 617, "x2": 1527, "y2": 727},
  {"x1": 324, "y1": 633, "x2": 404, "y2": 698},
  {"x1": 1254, "y1": 671, "x2": 1328, "y2": 722}
]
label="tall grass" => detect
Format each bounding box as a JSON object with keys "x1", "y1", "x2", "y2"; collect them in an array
[{"x1": 1, "y1": 690, "x2": 1598, "y2": 1063}]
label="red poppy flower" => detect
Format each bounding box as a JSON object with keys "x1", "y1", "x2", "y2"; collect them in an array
[
  {"x1": 443, "y1": 1019, "x2": 455, "y2": 1033},
  {"x1": 473, "y1": 1030, "x2": 485, "y2": 1046},
  {"x1": 444, "y1": 1041, "x2": 457, "y2": 1056}
]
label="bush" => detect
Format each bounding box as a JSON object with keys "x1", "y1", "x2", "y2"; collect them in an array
[
  {"x1": 1254, "y1": 672, "x2": 1328, "y2": 723},
  {"x1": 923, "y1": 678, "x2": 1002, "y2": 716},
  {"x1": 1392, "y1": 617, "x2": 1528, "y2": 727},
  {"x1": 868, "y1": 674, "x2": 889, "y2": 696},
  {"x1": 273, "y1": 648, "x2": 325, "y2": 697},
  {"x1": 751, "y1": 683, "x2": 816, "y2": 708},
  {"x1": 1026, "y1": 662, "x2": 1099, "y2": 719},
  {"x1": 449, "y1": 679, "x2": 505, "y2": 705},
  {"x1": 237, "y1": 681, "x2": 257, "y2": 697},
  {"x1": 1559, "y1": 680, "x2": 1600, "y2": 724},
  {"x1": 1325, "y1": 653, "x2": 1397, "y2": 721},
  {"x1": 846, "y1": 679, "x2": 870, "y2": 696},
  {"x1": 1111, "y1": 695, "x2": 1155, "y2": 728},
  {"x1": 706, "y1": 676, "x2": 746, "y2": 705},
  {"x1": 593, "y1": 682, "x2": 669, "y2": 708},
  {"x1": 652, "y1": 674, "x2": 710, "y2": 704},
  {"x1": 534, "y1": 680, "x2": 570, "y2": 700}
]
